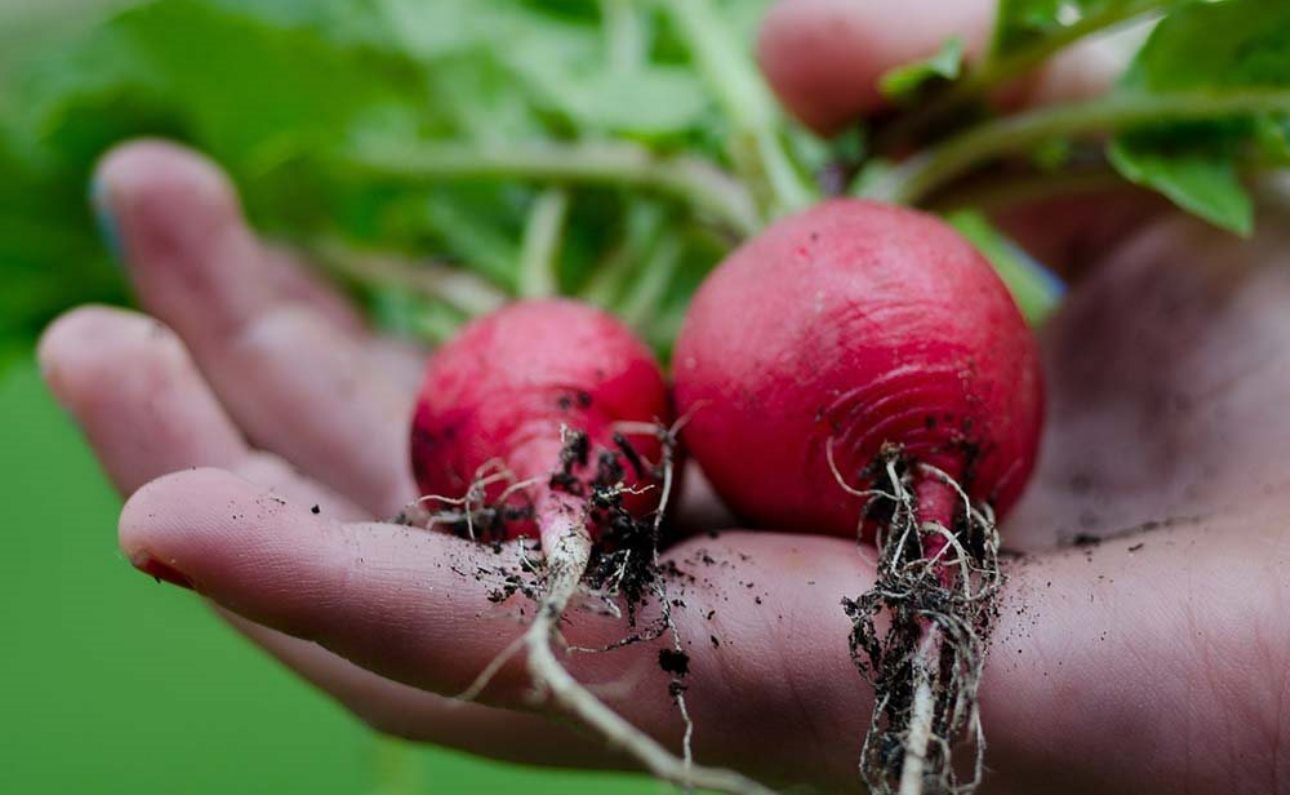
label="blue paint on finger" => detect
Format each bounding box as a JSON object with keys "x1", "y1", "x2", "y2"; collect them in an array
[{"x1": 89, "y1": 176, "x2": 124, "y2": 266}]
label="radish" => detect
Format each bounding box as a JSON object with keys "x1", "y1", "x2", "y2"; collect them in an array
[
  {"x1": 411, "y1": 298, "x2": 670, "y2": 547},
  {"x1": 409, "y1": 298, "x2": 774, "y2": 795},
  {"x1": 673, "y1": 199, "x2": 1044, "y2": 795}
]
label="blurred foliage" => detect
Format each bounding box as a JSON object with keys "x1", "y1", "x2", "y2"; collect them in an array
[
  {"x1": 6, "y1": 0, "x2": 1290, "y2": 366},
  {"x1": 0, "y1": 0, "x2": 775, "y2": 366},
  {"x1": 1110, "y1": 0, "x2": 1290, "y2": 235}
]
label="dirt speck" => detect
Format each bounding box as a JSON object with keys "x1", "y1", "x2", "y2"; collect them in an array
[{"x1": 658, "y1": 649, "x2": 690, "y2": 677}]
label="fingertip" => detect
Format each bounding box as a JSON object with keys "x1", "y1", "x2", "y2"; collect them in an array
[
  {"x1": 114, "y1": 469, "x2": 523, "y2": 695},
  {"x1": 38, "y1": 306, "x2": 166, "y2": 405},
  {"x1": 93, "y1": 139, "x2": 237, "y2": 224},
  {"x1": 37, "y1": 305, "x2": 109, "y2": 390},
  {"x1": 119, "y1": 467, "x2": 226, "y2": 544},
  {"x1": 117, "y1": 467, "x2": 274, "y2": 581},
  {"x1": 118, "y1": 467, "x2": 222, "y2": 589},
  {"x1": 92, "y1": 139, "x2": 251, "y2": 296},
  {"x1": 758, "y1": 0, "x2": 995, "y2": 135},
  {"x1": 757, "y1": 0, "x2": 878, "y2": 135},
  {"x1": 92, "y1": 139, "x2": 273, "y2": 338}
]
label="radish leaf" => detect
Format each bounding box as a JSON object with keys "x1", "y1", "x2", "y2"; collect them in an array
[
  {"x1": 880, "y1": 37, "x2": 965, "y2": 101},
  {"x1": 1108, "y1": 0, "x2": 1290, "y2": 233}
]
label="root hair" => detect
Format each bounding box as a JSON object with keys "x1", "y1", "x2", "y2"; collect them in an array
[
  {"x1": 441, "y1": 422, "x2": 777, "y2": 795},
  {"x1": 839, "y1": 446, "x2": 1003, "y2": 795}
]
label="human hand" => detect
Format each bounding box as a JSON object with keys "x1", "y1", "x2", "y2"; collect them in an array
[{"x1": 38, "y1": 2, "x2": 1289, "y2": 792}]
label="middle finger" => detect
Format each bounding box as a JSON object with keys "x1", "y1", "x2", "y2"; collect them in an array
[{"x1": 94, "y1": 140, "x2": 418, "y2": 517}]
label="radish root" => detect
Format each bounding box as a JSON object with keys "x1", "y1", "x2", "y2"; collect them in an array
[
  {"x1": 413, "y1": 425, "x2": 777, "y2": 795},
  {"x1": 896, "y1": 638, "x2": 938, "y2": 795},
  {"x1": 843, "y1": 449, "x2": 1002, "y2": 795},
  {"x1": 522, "y1": 425, "x2": 776, "y2": 795},
  {"x1": 522, "y1": 517, "x2": 775, "y2": 795}
]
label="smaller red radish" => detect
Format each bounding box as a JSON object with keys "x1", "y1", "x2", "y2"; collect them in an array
[
  {"x1": 409, "y1": 298, "x2": 774, "y2": 795},
  {"x1": 411, "y1": 299, "x2": 669, "y2": 546}
]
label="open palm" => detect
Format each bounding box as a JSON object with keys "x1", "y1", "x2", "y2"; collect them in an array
[{"x1": 40, "y1": 2, "x2": 1290, "y2": 792}]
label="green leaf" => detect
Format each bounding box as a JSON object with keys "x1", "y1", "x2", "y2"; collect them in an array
[
  {"x1": 994, "y1": 0, "x2": 1112, "y2": 56},
  {"x1": 1255, "y1": 116, "x2": 1290, "y2": 164},
  {"x1": 879, "y1": 37, "x2": 964, "y2": 101},
  {"x1": 0, "y1": 120, "x2": 128, "y2": 347},
  {"x1": 946, "y1": 210, "x2": 1063, "y2": 325},
  {"x1": 1108, "y1": 133, "x2": 1253, "y2": 235},
  {"x1": 564, "y1": 69, "x2": 713, "y2": 138},
  {"x1": 992, "y1": 0, "x2": 1186, "y2": 61},
  {"x1": 1107, "y1": 0, "x2": 1290, "y2": 233},
  {"x1": 1121, "y1": 0, "x2": 1290, "y2": 92},
  {"x1": 848, "y1": 158, "x2": 898, "y2": 197},
  {"x1": 0, "y1": 0, "x2": 774, "y2": 350}
]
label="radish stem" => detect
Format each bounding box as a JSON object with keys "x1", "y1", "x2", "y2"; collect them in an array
[
  {"x1": 581, "y1": 201, "x2": 668, "y2": 308},
  {"x1": 349, "y1": 140, "x2": 760, "y2": 237},
  {"x1": 876, "y1": 0, "x2": 1169, "y2": 153},
  {"x1": 869, "y1": 89, "x2": 1290, "y2": 205},
  {"x1": 620, "y1": 235, "x2": 683, "y2": 331},
  {"x1": 313, "y1": 238, "x2": 508, "y2": 317},
  {"x1": 599, "y1": 0, "x2": 646, "y2": 72},
  {"x1": 519, "y1": 188, "x2": 570, "y2": 298},
  {"x1": 660, "y1": 0, "x2": 814, "y2": 218}
]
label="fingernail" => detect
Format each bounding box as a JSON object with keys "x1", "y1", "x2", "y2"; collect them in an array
[
  {"x1": 131, "y1": 553, "x2": 195, "y2": 591},
  {"x1": 90, "y1": 176, "x2": 125, "y2": 266}
]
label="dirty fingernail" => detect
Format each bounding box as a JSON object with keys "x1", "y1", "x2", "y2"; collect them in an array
[{"x1": 131, "y1": 553, "x2": 195, "y2": 591}]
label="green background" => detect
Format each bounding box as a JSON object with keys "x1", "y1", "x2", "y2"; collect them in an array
[{"x1": 0, "y1": 362, "x2": 652, "y2": 794}]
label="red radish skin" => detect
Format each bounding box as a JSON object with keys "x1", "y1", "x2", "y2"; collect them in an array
[
  {"x1": 674, "y1": 199, "x2": 1042, "y2": 795},
  {"x1": 674, "y1": 199, "x2": 1044, "y2": 541},
  {"x1": 407, "y1": 300, "x2": 776, "y2": 795},
  {"x1": 411, "y1": 299, "x2": 670, "y2": 544}
]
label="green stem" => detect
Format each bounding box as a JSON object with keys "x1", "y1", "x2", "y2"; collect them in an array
[
  {"x1": 620, "y1": 234, "x2": 683, "y2": 330},
  {"x1": 926, "y1": 165, "x2": 1127, "y2": 213},
  {"x1": 878, "y1": 0, "x2": 1168, "y2": 151},
  {"x1": 422, "y1": 200, "x2": 522, "y2": 292},
  {"x1": 945, "y1": 209, "x2": 1063, "y2": 326},
  {"x1": 581, "y1": 200, "x2": 668, "y2": 307},
  {"x1": 314, "y1": 238, "x2": 508, "y2": 317},
  {"x1": 869, "y1": 89, "x2": 1290, "y2": 205},
  {"x1": 349, "y1": 140, "x2": 759, "y2": 238},
  {"x1": 600, "y1": 0, "x2": 646, "y2": 73},
  {"x1": 519, "y1": 188, "x2": 570, "y2": 298},
  {"x1": 981, "y1": 0, "x2": 1165, "y2": 90},
  {"x1": 414, "y1": 301, "x2": 469, "y2": 345},
  {"x1": 659, "y1": 0, "x2": 814, "y2": 218}
]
